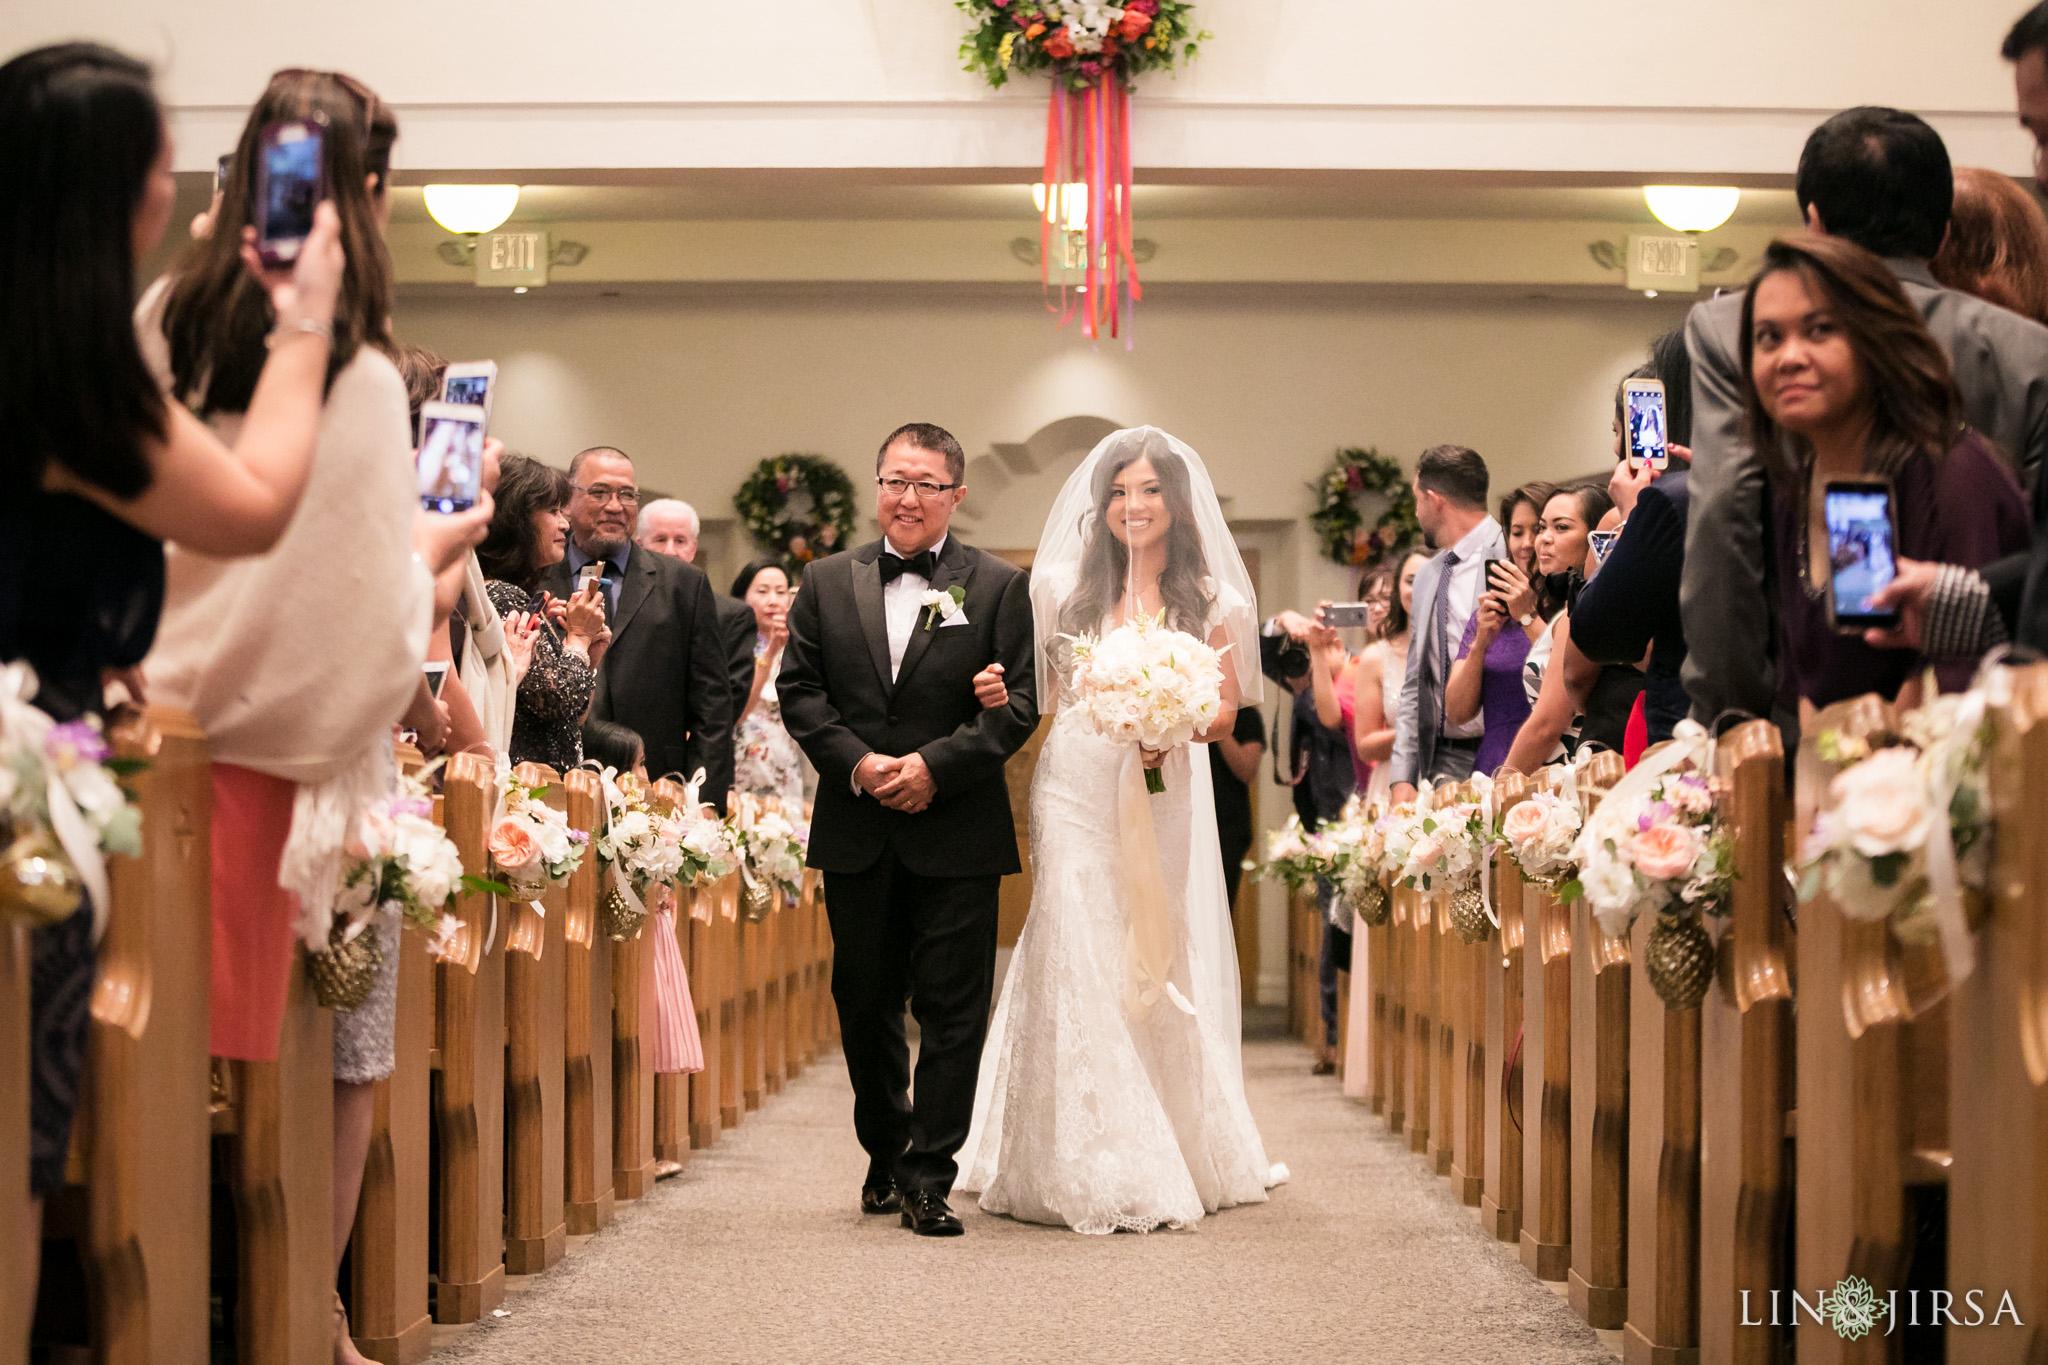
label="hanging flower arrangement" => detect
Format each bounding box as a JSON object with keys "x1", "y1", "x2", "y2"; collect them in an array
[
  {"x1": 733, "y1": 453, "x2": 858, "y2": 576},
  {"x1": 1309, "y1": 447, "x2": 1421, "y2": 569},
  {"x1": 956, "y1": 0, "x2": 1210, "y2": 342}
]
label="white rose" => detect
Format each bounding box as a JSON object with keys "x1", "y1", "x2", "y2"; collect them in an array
[{"x1": 1828, "y1": 747, "x2": 1932, "y2": 859}]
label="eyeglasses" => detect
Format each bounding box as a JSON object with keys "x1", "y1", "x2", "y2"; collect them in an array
[
  {"x1": 571, "y1": 483, "x2": 640, "y2": 508},
  {"x1": 877, "y1": 477, "x2": 960, "y2": 501}
]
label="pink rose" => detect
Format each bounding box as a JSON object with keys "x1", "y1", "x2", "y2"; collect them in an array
[
  {"x1": 1630, "y1": 823, "x2": 1699, "y2": 882},
  {"x1": 489, "y1": 819, "x2": 541, "y2": 873},
  {"x1": 1501, "y1": 800, "x2": 1549, "y2": 848}
]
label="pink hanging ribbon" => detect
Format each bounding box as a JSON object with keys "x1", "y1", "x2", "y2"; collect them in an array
[{"x1": 1039, "y1": 76, "x2": 1141, "y2": 343}]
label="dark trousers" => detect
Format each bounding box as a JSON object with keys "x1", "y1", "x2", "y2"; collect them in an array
[
  {"x1": 1318, "y1": 916, "x2": 1353, "y2": 1048},
  {"x1": 824, "y1": 847, "x2": 1000, "y2": 1197}
]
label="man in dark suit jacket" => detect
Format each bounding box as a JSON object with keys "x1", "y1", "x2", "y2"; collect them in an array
[
  {"x1": 546, "y1": 449, "x2": 735, "y2": 808},
  {"x1": 1680, "y1": 107, "x2": 2048, "y2": 732},
  {"x1": 777, "y1": 422, "x2": 1038, "y2": 1237},
  {"x1": 1574, "y1": 466, "x2": 1690, "y2": 742},
  {"x1": 636, "y1": 496, "x2": 758, "y2": 716}
]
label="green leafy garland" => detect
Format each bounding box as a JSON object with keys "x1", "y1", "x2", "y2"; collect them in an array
[
  {"x1": 733, "y1": 454, "x2": 859, "y2": 576},
  {"x1": 1309, "y1": 447, "x2": 1420, "y2": 568}
]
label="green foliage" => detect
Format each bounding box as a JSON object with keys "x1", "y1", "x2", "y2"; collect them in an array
[
  {"x1": 733, "y1": 453, "x2": 860, "y2": 579},
  {"x1": 1308, "y1": 447, "x2": 1420, "y2": 570}
]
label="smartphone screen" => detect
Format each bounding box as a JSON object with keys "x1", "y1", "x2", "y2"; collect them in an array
[
  {"x1": 424, "y1": 662, "x2": 449, "y2": 698},
  {"x1": 255, "y1": 121, "x2": 323, "y2": 263},
  {"x1": 1824, "y1": 484, "x2": 1899, "y2": 629},
  {"x1": 1587, "y1": 529, "x2": 1619, "y2": 573},
  {"x1": 416, "y1": 402, "x2": 488, "y2": 513},
  {"x1": 215, "y1": 153, "x2": 231, "y2": 196},
  {"x1": 443, "y1": 373, "x2": 491, "y2": 408},
  {"x1": 1625, "y1": 380, "x2": 1667, "y2": 470}
]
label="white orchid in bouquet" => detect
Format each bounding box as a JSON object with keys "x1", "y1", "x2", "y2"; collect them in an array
[
  {"x1": 1800, "y1": 682, "x2": 1995, "y2": 953},
  {"x1": 486, "y1": 770, "x2": 587, "y2": 896},
  {"x1": 339, "y1": 769, "x2": 477, "y2": 956},
  {"x1": 1497, "y1": 789, "x2": 1583, "y2": 887},
  {"x1": 1564, "y1": 744, "x2": 1734, "y2": 941},
  {"x1": 1395, "y1": 798, "x2": 1489, "y2": 893},
  {"x1": 1064, "y1": 610, "x2": 1227, "y2": 793}
]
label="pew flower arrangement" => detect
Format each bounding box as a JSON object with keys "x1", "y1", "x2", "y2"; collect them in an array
[
  {"x1": 324, "y1": 770, "x2": 482, "y2": 1000},
  {"x1": 487, "y1": 771, "x2": 587, "y2": 900},
  {"x1": 1799, "y1": 684, "x2": 1994, "y2": 966},
  {"x1": 1497, "y1": 789, "x2": 1583, "y2": 888},
  {"x1": 729, "y1": 794, "x2": 806, "y2": 921},
  {"x1": 1256, "y1": 814, "x2": 1330, "y2": 893},
  {"x1": 1336, "y1": 802, "x2": 1403, "y2": 926},
  {"x1": 0, "y1": 662, "x2": 143, "y2": 928}
]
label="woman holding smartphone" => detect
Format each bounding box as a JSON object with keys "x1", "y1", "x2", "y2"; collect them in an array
[
  {"x1": 0, "y1": 43, "x2": 347, "y2": 1347},
  {"x1": 1741, "y1": 234, "x2": 2027, "y2": 709},
  {"x1": 1497, "y1": 484, "x2": 1616, "y2": 776},
  {"x1": 1443, "y1": 482, "x2": 1557, "y2": 775}
]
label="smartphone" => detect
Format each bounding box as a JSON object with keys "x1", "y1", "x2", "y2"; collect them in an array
[
  {"x1": 577, "y1": 563, "x2": 604, "y2": 598},
  {"x1": 1321, "y1": 602, "x2": 1376, "y2": 629},
  {"x1": 1823, "y1": 480, "x2": 1900, "y2": 633},
  {"x1": 423, "y1": 662, "x2": 449, "y2": 698},
  {"x1": 252, "y1": 119, "x2": 326, "y2": 267},
  {"x1": 1587, "y1": 529, "x2": 1620, "y2": 572},
  {"x1": 1623, "y1": 377, "x2": 1668, "y2": 471},
  {"x1": 215, "y1": 153, "x2": 232, "y2": 196},
  {"x1": 440, "y1": 360, "x2": 497, "y2": 424},
  {"x1": 415, "y1": 402, "x2": 488, "y2": 513}
]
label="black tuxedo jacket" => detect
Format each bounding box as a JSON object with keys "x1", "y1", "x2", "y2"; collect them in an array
[
  {"x1": 714, "y1": 592, "x2": 759, "y2": 714},
  {"x1": 545, "y1": 543, "x2": 735, "y2": 808},
  {"x1": 778, "y1": 535, "x2": 1038, "y2": 877}
]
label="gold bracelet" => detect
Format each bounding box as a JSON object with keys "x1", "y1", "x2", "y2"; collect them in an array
[{"x1": 265, "y1": 317, "x2": 334, "y2": 349}]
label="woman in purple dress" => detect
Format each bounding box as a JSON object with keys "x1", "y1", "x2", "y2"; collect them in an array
[
  {"x1": 1741, "y1": 234, "x2": 2030, "y2": 709},
  {"x1": 1442, "y1": 481, "x2": 1560, "y2": 775}
]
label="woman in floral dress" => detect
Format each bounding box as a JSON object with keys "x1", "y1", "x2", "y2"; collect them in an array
[{"x1": 730, "y1": 558, "x2": 806, "y2": 809}]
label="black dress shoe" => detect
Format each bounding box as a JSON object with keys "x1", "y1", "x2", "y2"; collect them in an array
[
  {"x1": 900, "y1": 1189, "x2": 965, "y2": 1237},
  {"x1": 860, "y1": 1179, "x2": 902, "y2": 1215}
]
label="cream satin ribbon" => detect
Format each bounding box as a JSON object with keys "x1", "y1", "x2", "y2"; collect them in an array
[
  {"x1": 1571, "y1": 718, "x2": 1716, "y2": 941},
  {"x1": 1118, "y1": 746, "x2": 1196, "y2": 1018},
  {"x1": 1473, "y1": 772, "x2": 1499, "y2": 929},
  {"x1": 1915, "y1": 662, "x2": 2012, "y2": 990},
  {"x1": 1, "y1": 663, "x2": 113, "y2": 940}
]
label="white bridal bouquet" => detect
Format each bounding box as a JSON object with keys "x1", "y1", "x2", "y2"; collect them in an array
[
  {"x1": 487, "y1": 770, "x2": 588, "y2": 898},
  {"x1": 1498, "y1": 789, "x2": 1583, "y2": 887},
  {"x1": 1064, "y1": 610, "x2": 1227, "y2": 793}
]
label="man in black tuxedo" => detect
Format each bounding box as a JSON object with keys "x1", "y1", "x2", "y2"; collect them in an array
[
  {"x1": 545, "y1": 448, "x2": 735, "y2": 809},
  {"x1": 635, "y1": 496, "x2": 757, "y2": 713},
  {"x1": 777, "y1": 422, "x2": 1038, "y2": 1237}
]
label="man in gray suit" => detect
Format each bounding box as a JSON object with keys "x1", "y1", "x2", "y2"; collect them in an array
[
  {"x1": 1679, "y1": 106, "x2": 2048, "y2": 731},
  {"x1": 1389, "y1": 444, "x2": 1507, "y2": 805}
]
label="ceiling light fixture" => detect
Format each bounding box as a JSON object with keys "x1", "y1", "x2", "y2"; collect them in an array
[
  {"x1": 1032, "y1": 182, "x2": 1089, "y2": 233},
  {"x1": 424, "y1": 184, "x2": 521, "y2": 235},
  {"x1": 1643, "y1": 185, "x2": 1741, "y2": 234}
]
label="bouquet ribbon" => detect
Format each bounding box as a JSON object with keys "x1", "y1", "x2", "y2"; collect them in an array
[
  {"x1": 2, "y1": 663, "x2": 112, "y2": 940},
  {"x1": 1916, "y1": 661, "x2": 2012, "y2": 990},
  {"x1": 1474, "y1": 772, "x2": 1500, "y2": 930},
  {"x1": 1118, "y1": 747, "x2": 1196, "y2": 1019}
]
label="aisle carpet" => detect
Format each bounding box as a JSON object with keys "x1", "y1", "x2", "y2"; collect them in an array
[{"x1": 434, "y1": 1018, "x2": 1611, "y2": 1365}]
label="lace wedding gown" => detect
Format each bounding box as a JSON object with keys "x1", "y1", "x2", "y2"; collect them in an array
[{"x1": 957, "y1": 582, "x2": 1283, "y2": 1234}]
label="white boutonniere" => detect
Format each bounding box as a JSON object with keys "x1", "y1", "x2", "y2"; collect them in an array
[{"x1": 921, "y1": 585, "x2": 965, "y2": 631}]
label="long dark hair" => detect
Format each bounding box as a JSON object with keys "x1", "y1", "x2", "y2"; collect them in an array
[
  {"x1": 477, "y1": 455, "x2": 571, "y2": 591},
  {"x1": 1376, "y1": 547, "x2": 1430, "y2": 641},
  {"x1": 1057, "y1": 433, "x2": 1214, "y2": 641},
  {"x1": 1739, "y1": 233, "x2": 1963, "y2": 481},
  {"x1": 0, "y1": 43, "x2": 167, "y2": 498},
  {"x1": 161, "y1": 68, "x2": 397, "y2": 415}
]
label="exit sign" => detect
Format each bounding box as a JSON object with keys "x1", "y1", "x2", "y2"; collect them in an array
[
  {"x1": 476, "y1": 225, "x2": 550, "y2": 288},
  {"x1": 1625, "y1": 233, "x2": 1700, "y2": 293}
]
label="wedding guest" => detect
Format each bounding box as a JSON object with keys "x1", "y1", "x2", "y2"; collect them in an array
[
  {"x1": 1389, "y1": 445, "x2": 1506, "y2": 804},
  {"x1": 1681, "y1": 106, "x2": 2048, "y2": 737},
  {"x1": 1443, "y1": 484, "x2": 1556, "y2": 775},
  {"x1": 636, "y1": 496, "x2": 757, "y2": 726},
  {"x1": 1931, "y1": 166, "x2": 2048, "y2": 325},
  {"x1": 0, "y1": 44, "x2": 343, "y2": 1337},
  {"x1": 730, "y1": 557, "x2": 805, "y2": 809},
  {"x1": 1741, "y1": 234, "x2": 2028, "y2": 707},
  {"x1": 141, "y1": 68, "x2": 489, "y2": 1365},
  {"x1": 548, "y1": 448, "x2": 735, "y2": 803},
  {"x1": 1210, "y1": 696, "x2": 1265, "y2": 913},
  {"x1": 1352, "y1": 549, "x2": 1428, "y2": 808},
  {"x1": 1498, "y1": 484, "x2": 1617, "y2": 775},
  {"x1": 479, "y1": 454, "x2": 605, "y2": 770},
  {"x1": 581, "y1": 718, "x2": 645, "y2": 777}
]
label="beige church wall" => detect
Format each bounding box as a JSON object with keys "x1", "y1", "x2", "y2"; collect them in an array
[{"x1": 395, "y1": 281, "x2": 1688, "y2": 999}]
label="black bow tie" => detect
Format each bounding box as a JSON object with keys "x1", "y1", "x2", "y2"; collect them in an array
[{"x1": 879, "y1": 549, "x2": 937, "y2": 584}]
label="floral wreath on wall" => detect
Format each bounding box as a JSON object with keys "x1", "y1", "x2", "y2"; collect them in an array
[
  {"x1": 1308, "y1": 448, "x2": 1420, "y2": 568},
  {"x1": 956, "y1": 0, "x2": 1208, "y2": 91},
  {"x1": 733, "y1": 454, "x2": 858, "y2": 575}
]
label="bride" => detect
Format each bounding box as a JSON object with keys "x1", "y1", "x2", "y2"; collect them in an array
[{"x1": 957, "y1": 426, "x2": 1283, "y2": 1233}]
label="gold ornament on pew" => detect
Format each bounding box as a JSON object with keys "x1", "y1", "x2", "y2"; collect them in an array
[
  {"x1": 1448, "y1": 886, "x2": 1491, "y2": 944},
  {"x1": 740, "y1": 876, "x2": 774, "y2": 924},
  {"x1": 598, "y1": 883, "x2": 646, "y2": 941},
  {"x1": 1644, "y1": 912, "x2": 1714, "y2": 1011},
  {"x1": 0, "y1": 829, "x2": 84, "y2": 925},
  {"x1": 1348, "y1": 876, "x2": 1390, "y2": 928},
  {"x1": 307, "y1": 914, "x2": 384, "y2": 1012}
]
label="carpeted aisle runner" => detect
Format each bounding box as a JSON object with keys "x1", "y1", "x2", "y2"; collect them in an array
[{"x1": 431, "y1": 1027, "x2": 1612, "y2": 1364}]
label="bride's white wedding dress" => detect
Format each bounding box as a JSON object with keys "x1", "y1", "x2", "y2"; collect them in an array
[{"x1": 956, "y1": 429, "x2": 1282, "y2": 1234}]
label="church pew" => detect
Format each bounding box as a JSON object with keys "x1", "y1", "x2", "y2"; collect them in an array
[
  {"x1": 1368, "y1": 900, "x2": 1390, "y2": 1118},
  {"x1": 1521, "y1": 841, "x2": 1573, "y2": 1282},
  {"x1": 687, "y1": 878, "x2": 723, "y2": 1150},
  {"x1": 1384, "y1": 881, "x2": 1410, "y2": 1139},
  {"x1": 787, "y1": 870, "x2": 817, "y2": 1076},
  {"x1": 1431, "y1": 888, "x2": 1457, "y2": 1179},
  {"x1": 560, "y1": 769, "x2": 614, "y2": 1235},
  {"x1": 1951, "y1": 665, "x2": 2048, "y2": 1359},
  {"x1": 1795, "y1": 694, "x2": 1951, "y2": 1364},
  {"x1": 432, "y1": 752, "x2": 505, "y2": 1323},
  {"x1": 504, "y1": 763, "x2": 568, "y2": 1273},
  {"x1": 347, "y1": 741, "x2": 433, "y2": 1364},
  {"x1": 764, "y1": 890, "x2": 786, "y2": 1097},
  {"x1": 1483, "y1": 773, "x2": 1529, "y2": 1246},
  {"x1": 1407, "y1": 882, "x2": 1434, "y2": 1158},
  {"x1": 718, "y1": 880, "x2": 744, "y2": 1130},
  {"x1": 609, "y1": 869, "x2": 658, "y2": 1202},
  {"x1": 59, "y1": 708, "x2": 212, "y2": 1364},
  {"x1": 1695, "y1": 721, "x2": 1791, "y2": 1365},
  {"x1": 816, "y1": 878, "x2": 838, "y2": 1052},
  {"x1": 740, "y1": 895, "x2": 767, "y2": 1114},
  {"x1": 1569, "y1": 750, "x2": 1629, "y2": 1330},
  {"x1": 646, "y1": 779, "x2": 691, "y2": 1172},
  {"x1": 1, "y1": 919, "x2": 27, "y2": 1365}
]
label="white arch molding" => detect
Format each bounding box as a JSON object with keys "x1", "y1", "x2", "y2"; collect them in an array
[{"x1": 950, "y1": 415, "x2": 1123, "y2": 553}]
